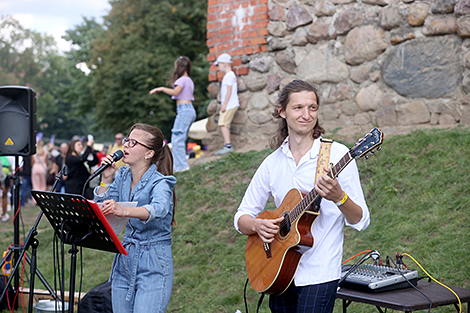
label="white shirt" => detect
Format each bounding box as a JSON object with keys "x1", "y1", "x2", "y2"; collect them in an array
[
  {"x1": 234, "y1": 137, "x2": 370, "y2": 286},
  {"x1": 220, "y1": 70, "x2": 239, "y2": 110}
]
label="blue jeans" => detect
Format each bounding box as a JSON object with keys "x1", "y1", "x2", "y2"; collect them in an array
[
  {"x1": 269, "y1": 280, "x2": 339, "y2": 313},
  {"x1": 20, "y1": 175, "x2": 32, "y2": 206},
  {"x1": 111, "y1": 241, "x2": 174, "y2": 313},
  {"x1": 171, "y1": 103, "x2": 196, "y2": 171}
]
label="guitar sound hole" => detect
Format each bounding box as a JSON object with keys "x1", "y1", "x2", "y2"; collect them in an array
[{"x1": 279, "y1": 212, "x2": 291, "y2": 238}]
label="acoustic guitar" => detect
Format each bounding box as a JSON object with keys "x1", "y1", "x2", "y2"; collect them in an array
[{"x1": 245, "y1": 128, "x2": 384, "y2": 295}]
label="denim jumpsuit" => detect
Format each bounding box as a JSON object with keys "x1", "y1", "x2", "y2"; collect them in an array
[{"x1": 94, "y1": 164, "x2": 176, "y2": 313}]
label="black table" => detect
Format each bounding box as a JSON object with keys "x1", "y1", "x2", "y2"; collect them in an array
[{"x1": 337, "y1": 280, "x2": 470, "y2": 313}]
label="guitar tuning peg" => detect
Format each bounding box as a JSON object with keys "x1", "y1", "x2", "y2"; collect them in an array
[
  {"x1": 370, "y1": 151, "x2": 375, "y2": 155},
  {"x1": 364, "y1": 155, "x2": 369, "y2": 160}
]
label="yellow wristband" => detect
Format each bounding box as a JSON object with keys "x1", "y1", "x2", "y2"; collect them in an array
[
  {"x1": 335, "y1": 193, "x2": 348, "y2": 206},
  {"x1": 100, "y1": 181, "x2": 111, "y2": 188}
]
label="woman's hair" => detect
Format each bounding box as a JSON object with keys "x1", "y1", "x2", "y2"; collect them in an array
[
  {"x1": 128, "y1": 123, "x2": 177, "y2": 225},
  {"x1": 270, "y1": 80, "x2": 325, "y2": 149},
  {"x1": 65, "y1": 139, "x2": 81, "y2": 164},
  {"x1": 36, "y1": 140, "x2": 44, "y2": 155},
  {"x1": 166, "y1": 56, "x2": 191, "y2": 85}
]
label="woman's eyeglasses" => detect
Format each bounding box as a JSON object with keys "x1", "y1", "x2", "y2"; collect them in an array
[{"x1": 123, "y1": 137, "x2": 152, "y2": 150}]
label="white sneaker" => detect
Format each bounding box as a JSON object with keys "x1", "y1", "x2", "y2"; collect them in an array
[
  {"x1": 174, "y1": 167, "x2": 190, "y2": 173},
  {"x1": 215, "y1": 146, "x2": 234, "y2": 156},
  {"x1": 1, "y1": 213, "x2": 10, "y2": 222}
]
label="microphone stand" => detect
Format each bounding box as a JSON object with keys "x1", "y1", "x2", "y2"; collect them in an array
[{"x1": 0, "y1": 167, "x2": 67, "y2": 312}]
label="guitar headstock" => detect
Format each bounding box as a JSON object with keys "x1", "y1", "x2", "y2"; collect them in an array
[{"x1": 351, "y1": 128, "x2": 384, "y2": 159}]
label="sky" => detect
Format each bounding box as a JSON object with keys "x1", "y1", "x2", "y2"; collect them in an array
[{"x1": 1, "y1": 0, "x2": 112, "y2": 52}]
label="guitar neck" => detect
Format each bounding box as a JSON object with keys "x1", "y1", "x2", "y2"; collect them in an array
[{"x1": 289, "y1": 150, "x2": 354, "y2": 220}]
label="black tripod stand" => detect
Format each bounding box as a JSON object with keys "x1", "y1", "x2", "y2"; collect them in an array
[{"x1": 0, "y1": 159, "x2": 62, "y2": 312}]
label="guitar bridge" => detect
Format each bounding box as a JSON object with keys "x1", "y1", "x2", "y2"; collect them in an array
[{"x1": 263, "y1": 243, "x2": 272, "y2": 258}]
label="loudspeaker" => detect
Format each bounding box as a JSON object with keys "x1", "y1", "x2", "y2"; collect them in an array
[{"x1": 0, "y1": 86, "x2": 36, "y2": 156}]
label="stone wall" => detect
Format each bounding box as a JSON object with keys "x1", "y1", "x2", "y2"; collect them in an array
[{"x1": 204, "y1": 0, "x2": 470, "y2": 151}]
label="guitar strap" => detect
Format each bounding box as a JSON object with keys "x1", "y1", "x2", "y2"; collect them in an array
[{"x1": 310, "y1": 138, "x2": 333, "y2": 212}]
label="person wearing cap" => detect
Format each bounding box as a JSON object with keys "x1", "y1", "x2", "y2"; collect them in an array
[
  {"x1": 150, "y1": 56, "x2": 196, "y2": 172},
  {"x1": 214, "y1": 53, "x2": 240, "y2": 156}
]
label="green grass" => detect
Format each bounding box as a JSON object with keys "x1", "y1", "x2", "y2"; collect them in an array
[{"x1": 0, "y1": 127, "x2": 469, "y2": 312}]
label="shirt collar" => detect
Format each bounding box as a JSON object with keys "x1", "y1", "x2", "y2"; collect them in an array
[{"x1": 280, "y1": 136, "x2": 322, "y2": 161}]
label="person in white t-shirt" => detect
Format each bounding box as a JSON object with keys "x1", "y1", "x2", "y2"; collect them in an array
[
  {"x1": 214, "y1": 53, "x2": 240, "y2": 156},
  {"x1": 234, "y1": 80, "x2": 370, "y2": 312}
]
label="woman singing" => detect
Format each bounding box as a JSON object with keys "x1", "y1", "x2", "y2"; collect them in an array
[{"x1": 94, "y1": 123, "x2": 176, "y2": 313}]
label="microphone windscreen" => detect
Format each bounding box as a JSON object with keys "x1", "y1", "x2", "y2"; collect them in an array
[{"x1": 113, "y1": 150, "x2": 124, "y2": 161}]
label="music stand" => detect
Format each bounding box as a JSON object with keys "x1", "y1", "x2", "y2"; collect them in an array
[{"x1": 31, "y1": 191, "x2": 127, "y2": 313}]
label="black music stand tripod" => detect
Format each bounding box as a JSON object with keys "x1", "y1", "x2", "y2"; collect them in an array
[
  {"x1": 31, "y1": 190, "x2": 127, "y2": 313},
  {"x1": 0, "y1": 160, "x2": 61, "y2": 313}
]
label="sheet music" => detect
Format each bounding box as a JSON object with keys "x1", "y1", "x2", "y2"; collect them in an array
[{"x1": 97, "y1": 202, "x2": 137, "y2": 235}]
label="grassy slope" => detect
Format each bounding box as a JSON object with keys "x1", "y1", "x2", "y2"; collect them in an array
[{"x1": 0, "y1": 127, "x2": 469, "y2": 312}]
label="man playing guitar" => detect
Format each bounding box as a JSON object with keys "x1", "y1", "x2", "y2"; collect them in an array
[{"x1": 234, "y1": 80, "x2": 371, "y2": 312}]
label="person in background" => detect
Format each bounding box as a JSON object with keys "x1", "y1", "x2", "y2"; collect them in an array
[
  {"x1": 53, "y1": 142, "x2": 69, "y2": 193},
  {"x1": 150, "y1": 56, "x2": 197, "y2": 172},
  {"x1": 234, "y1": 80, "x2": 370, "y2": 313},
  {"x1": 31, "y1": 140, "x2": 50, "y2": 194},
  {"x1": 213, "y1": 53, "x2": 240, "y2": 156},
  {"x1": 109, "y1": 133, "x2": 126, "y2": 170},
  {"x1": 65, "y1": 137, "x2": 99, "y2": 199},
  {"x1": 97, "y1": 145, "x2": 109, "y2": 164},
  {"x1": 94, "y1": 123, "x2": 176, "y2": 313},
  {"x1": 19, "y1": 155, "x2": 33, "y2": 206},
  {"x1": 0, "y1": 156, "x2": 11, "y2": 222}
]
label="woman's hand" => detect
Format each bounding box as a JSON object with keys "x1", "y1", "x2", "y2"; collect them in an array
[
  {"x1": 100, "y1": 154, "x2": 117, "y2": 182},
  {"x1": 149, "y1": 87, "x2": 163, "y2": 94},
  {"x1": 100, "y1": 199, "x2": 128, "y2": 217}
]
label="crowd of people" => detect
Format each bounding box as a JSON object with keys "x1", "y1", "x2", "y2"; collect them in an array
[{"x1": 0, "y1": 54, "x2": 371, "y2": 313}]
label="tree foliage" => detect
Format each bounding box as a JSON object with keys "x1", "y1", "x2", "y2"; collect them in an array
[
  {"x1": 0, "y1": 15, "x2": 90, "y2": 140},
  {"x1": 89, "y1": 0, "x2": 209, "y2": 138}
]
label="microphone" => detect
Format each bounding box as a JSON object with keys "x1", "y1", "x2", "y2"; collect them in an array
[
  {"x1": 82, "y1": 150, "x2": 124, "y2": 197},
  {"x1": 89, "y1": 150, "x2": 124, "y2": 182}
]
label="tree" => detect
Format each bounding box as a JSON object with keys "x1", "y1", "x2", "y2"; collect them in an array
[
  {"x1": 89, "y1": 0, "x2": 209, "y2": 139},
  {"x1": 0, "y1": 15, "x2": 91, "y2": 140}
]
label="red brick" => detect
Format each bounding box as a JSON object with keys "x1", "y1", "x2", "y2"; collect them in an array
[
  {"x1": 250, "y1": 37, "x2": 267, "y2": 45},
  {"x1": 223, "y1": 35, "x2": 232, "y2": 42},
  {"x1": 241, "y1": 1, "x2": 249, "y2": 7},
  {"x1": 209, "y1": 47, "x2": 217, "y2": 54},
  {"x1": 232, "y1": 58, "x2": 242, "y2": 66},
  {"x1": 220, "y1": 12, "x2": 235, "y2": 19},
  {"x1": 217, "y1": 42, "x2": 233, "y2": 51},
  {"x1": 218, "y1": 27, "x2": 233, "y2": 36},
  {"x1": 244, "y1": 47, "x2": 254, "y2": 54},
  {"x1": 258, "y1": 13, "x2": 269, "y2": 20},
  {"x1": 207, "y1": 54, "x2": 216, "y2": 62},
  {"x1": 243, "y1": 39, "x2": 250, "y2": 46},
  {"x1": 215, "y1": 36, "x2": 224, "y2": 44},
  {"x1": 250, "y1": 0, "x2": 257, "y2": 6},
  {"x1": 242, "y1": 25, "x2": 250, "y2": 31},
  {"x1": 210, "y1": 64, "x2": 218, "y2": 71},
  {"x1": 207, "y1": 39, "x2": 215, "y2": 46},
  {"x1": 241, "y1": 31, "x2": 249, "y2": 39},
  {"x1": 235, "y1": 48, "x2": 244, "y2": 55},
  {"x1": 258, "y1": 28, "x2": 269, "y2": 36},
  {"x1": 242, "y1": 17, "x2": 249, "y2": 23},
  {"x1": 259, "y1": 0, "x2": 268, "y2": 4},
  {"x1": 208, "y1": 0, "x2": 217, "y2": 5},
  {"x1": 254, "y1": 5, "x2": 268, "y2": 13},
  {"x1": 223, "y1": 20, "x2": 232, "y2": 27},
  {"x1": 207, "y1": 14, "x2": 217, "y2": 22},
  {"x1": 261, "y1": 45, "x2": 267, "y2": 52},
  {"x1": 238, "y1": 67, "x2": 250, "y2": 75},
  {"x1": 215, "y1": 21, "x2": 223, "y2": 28},
  {"x1": 207, "y1": 31, "x2": 217, "y2": 39},
  {"x1": 209, "y1": 72, "x2": 218, "y2": 81},
  {"x1": 249, "y1": 30, "x2": 257, "y2": 38},
  {"x1": 254, "y1": 46, "x2": 262, "y2": 53},
  {"x1": 208, "y1": 7, "x2": 216, "y2": 14},
  {"x1": 207, "y1": 22, "x2": 215, "y2": 30},
  {"x1": 252, "y1": 20, "x2": 269, "y2": 29}
]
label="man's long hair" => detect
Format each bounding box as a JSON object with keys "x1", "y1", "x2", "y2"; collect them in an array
[{"x1": 270, "y1": 80, "x2": 325, "y2": 149}]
